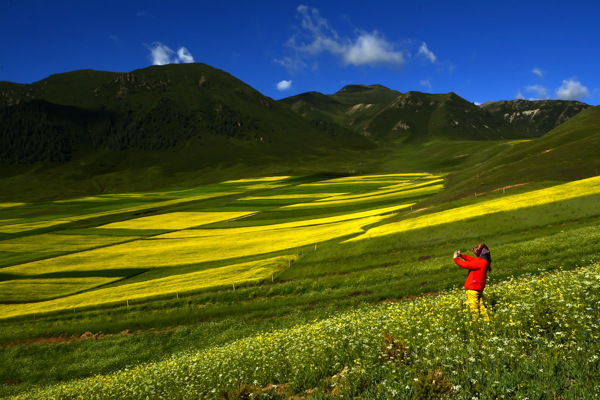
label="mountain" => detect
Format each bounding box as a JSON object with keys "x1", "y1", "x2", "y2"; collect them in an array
[
  {"x1": 0, "y1": 64, "x2": 595, "y2": 201},
  {"x1": 281, "y1": 88, "x2": 528, "y2": 143},
  {"x1": 0, "y1": 64, "x2": 374, "y2": 165},
  {"x1": 481, "y1": 99, "x2": 590, "y2": 136},
  {"x1": 278, "y1": 84, "x2": 401, "y2": 132}
]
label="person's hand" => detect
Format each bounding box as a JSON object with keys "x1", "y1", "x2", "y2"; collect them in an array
[{"x1": 453, "y1": 250, "x2": 461, "y2": 258}]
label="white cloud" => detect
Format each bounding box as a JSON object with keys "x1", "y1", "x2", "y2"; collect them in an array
[
  {"x1": 147, "y1": 42, "x2": 195, "y2": 65},
  {"x1": 342, "y1": 32, "x2": 404, "y2": 67},
  {"x1": 532, "y1": 67, "x2": 544, "y2": 78},
  {"x1": 420, "y1": 80, "x2": 432, "y2": 91},
  {"x1": 417, "y1": 42, "x2": 437, "y2": 63},
  {"x1": 177, "y1": 47, "x2": 195, "y2": 63},
  {"x1": 276, "y1": 80, "x2": 293, "y2": 91},
  {"x1": 285, "y1": 6, "x2": 405, "y2": 70},
  {"x1": 274, "y1": 56, "x2": 307, "y2": 75},
  {"x1": 149, "y1": 43, "x2": 174, "y2": 65},
  {"x1": 516, "y1": 90, "x2": 525, "y2": 100},
  {"x1": 555, "y1": 78, "x2": 590, "y2": 100},
  {"x1": 524, "y1": 84, "x2": 549, "y2": 100}
]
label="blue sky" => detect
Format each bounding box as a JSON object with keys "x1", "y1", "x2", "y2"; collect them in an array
[{"x1": 1, "y1": 0, "x2": 599, "y2": 105}]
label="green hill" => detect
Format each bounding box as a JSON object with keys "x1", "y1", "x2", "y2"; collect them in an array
[
  {"x1": 441, "y1": 105, "x2": 600, "y2": 201},
  {"x1": 0, "y1": 64, "x2": 377, "y2": 200}
]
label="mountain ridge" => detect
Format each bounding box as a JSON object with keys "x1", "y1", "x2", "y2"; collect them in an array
[{"x1": 0, "y1": 63, "x2": 595, "y2": 201}]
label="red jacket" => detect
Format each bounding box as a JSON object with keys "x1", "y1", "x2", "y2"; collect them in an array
[{"x1": 454, "y1": 254, "x2": 489, "y2": 291}]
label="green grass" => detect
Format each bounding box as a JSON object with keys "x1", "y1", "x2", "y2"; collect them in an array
[{"x1": 1, "y1": 173, "x2": 599, "y2": 398}]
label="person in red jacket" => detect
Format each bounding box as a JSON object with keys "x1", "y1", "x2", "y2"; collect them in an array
[{"x1": 453, "y1": 243, "x2": 491, "y2": 321}]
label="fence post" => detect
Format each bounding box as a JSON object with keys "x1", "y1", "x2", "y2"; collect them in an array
[{"x1": 232, "y1": 282, "x2": 236, "y2": 291}]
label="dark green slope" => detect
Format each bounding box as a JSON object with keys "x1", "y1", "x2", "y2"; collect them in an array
[
  {"x1": 481, "y1": 99, "x2": 590, "y2": 136},
  {"x1": 281, "y1": 88, "x2": 528, "y2": 142},
  {"x1": 0, "y1": 64, "x2": 374, "y2": 161},
  {"x1": 442, "y1": 105, "x2": 600, "y2": 200},
  {"x1": 279, "y1": 84, "x2": 401, "y2": 133},
  {"x1": 0, "y1": 64, "x2": 379, "y2": 200},
  {"x1": 364, "y1": 91, "x2": 522, "y2": 143}
]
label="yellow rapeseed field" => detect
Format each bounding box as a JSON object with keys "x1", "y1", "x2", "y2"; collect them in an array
[
  {"x1": 0, "y1": 255, "x2": 297, "y2": 319},
  {"x1": 348, "y1": 175, "x2": 600, "y2": 241},
  {"x1": 238, "y1": 193, "x2": 346, "y2": 201},
  {"x1": 222, "y1": 176, "x2": 291, "y2": 184},
  {"x1": 0, "y1": 202, "x2": 26, "y2": 208},
  {"x1": 0, "y1": 233, "x2": 139, "y2": 252},
  {"x1": 283, "y1": 182, "x2": 443, "y2": 208},
  {"x1": 0, "y1": 277, "x2": 118, "y2": 303},
  {"x1": 157, "y1": 204, "x2": 413, "y2": 239},
  {"x1": 0, "y1": 219, "x2": 75, "y2": 233},
  {"x1": 1, "y1": 215, "x2": 386, "y2": 277},
  {"x1": 97, "y1": 211, "x2": 257, "y2": 230}
]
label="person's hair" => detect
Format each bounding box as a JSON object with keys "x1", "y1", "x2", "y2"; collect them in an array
[{"x1": 474, "y1": 243, "x2": 492, "y2": 272}]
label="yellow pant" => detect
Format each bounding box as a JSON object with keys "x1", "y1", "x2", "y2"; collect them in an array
[{"x1": 466, "y1": 290, "x2": 490, "y2": 321}]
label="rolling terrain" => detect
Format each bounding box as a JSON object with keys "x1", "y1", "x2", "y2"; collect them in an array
[{"x1": 0, "y1": 63, "x2": 599, "y2": 399}]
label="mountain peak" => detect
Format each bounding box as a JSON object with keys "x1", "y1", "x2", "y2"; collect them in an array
[{"x1": 336, "y1": 84, "x2": 391, "y2": 94}]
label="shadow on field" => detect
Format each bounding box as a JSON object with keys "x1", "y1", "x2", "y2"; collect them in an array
[{"x1": 0, "y1": 268, "x2": 148, "y2": 281}]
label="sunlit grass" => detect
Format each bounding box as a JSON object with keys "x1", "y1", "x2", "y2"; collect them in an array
[
  {"x1": 349, "y1": 175, "x2": 600, "y2": 241},
  {"x1": 96, "y1": 211, "x2": 257, "y2": 230}
]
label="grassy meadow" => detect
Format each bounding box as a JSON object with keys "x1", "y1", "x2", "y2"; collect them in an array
[{"x1": 1, "y1": 172, "x2": 599, "y2": 399}]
